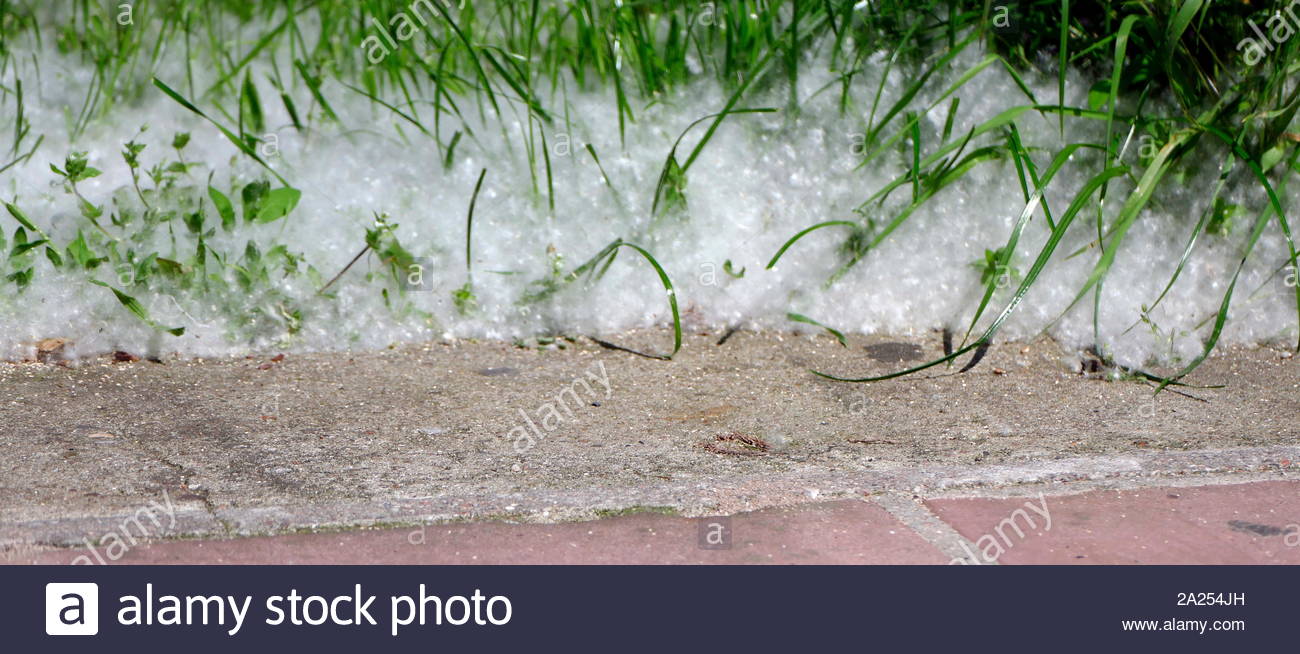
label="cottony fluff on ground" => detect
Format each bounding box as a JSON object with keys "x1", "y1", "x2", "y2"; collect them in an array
[{"x1": 0, "y1": 24, "x2": 1295, "y2": 368}]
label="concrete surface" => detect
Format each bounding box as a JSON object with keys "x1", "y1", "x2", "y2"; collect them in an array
[{"x1": 1, "y1": 329, "x2": 1297, "y2": 563}]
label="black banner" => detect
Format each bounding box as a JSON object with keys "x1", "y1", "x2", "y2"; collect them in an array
[{"x1": 3, "y1": 565, "x2": 1291, "y2": 650}]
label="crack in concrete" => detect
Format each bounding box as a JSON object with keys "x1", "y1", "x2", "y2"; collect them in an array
[{"x1": 123, "y1": 435, "x2": 233, "y2": 536}]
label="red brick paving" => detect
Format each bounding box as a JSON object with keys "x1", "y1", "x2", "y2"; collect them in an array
[
  {"x1": 25, "y1": 499, "x2": 948, "y2": 565},
  {"x1": 15, "y1": 482, "x2": 1300, "y2": 564},
  {"x1": 927, "y1": 481, "x2": 1300, "y2": 564}
]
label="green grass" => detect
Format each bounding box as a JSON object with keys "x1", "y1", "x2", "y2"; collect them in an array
[
  {"x1": 592, "y1": 505, "x2": 680, "y2": 519},
  {"x1": 0, "y1": 1, "x2": 1297, "y2": 388}
]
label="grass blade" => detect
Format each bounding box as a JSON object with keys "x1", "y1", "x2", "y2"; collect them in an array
[
  {"x1": 787, "y1": 312, "x2": 847, "y2": 347},
  {"x1": 152, "y1": 77, "x2": 287, "y2": 185},
  {"x1": 813, "y1": 165, "x2": 1130, "y2": 382}
]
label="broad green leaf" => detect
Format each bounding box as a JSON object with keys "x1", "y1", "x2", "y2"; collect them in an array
[
  {"x1": 207, "y1": 186, "x2": 235, "y2": 231},
  {"x1": 254, "y1": 187, "x2": 301, "y2": 223},
  {"x1": 66, "y1": 231, "x2": 99, "y2": 269},
  {"x1": 4, "y1": 201, "x2": 38, "y2": 232}
]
